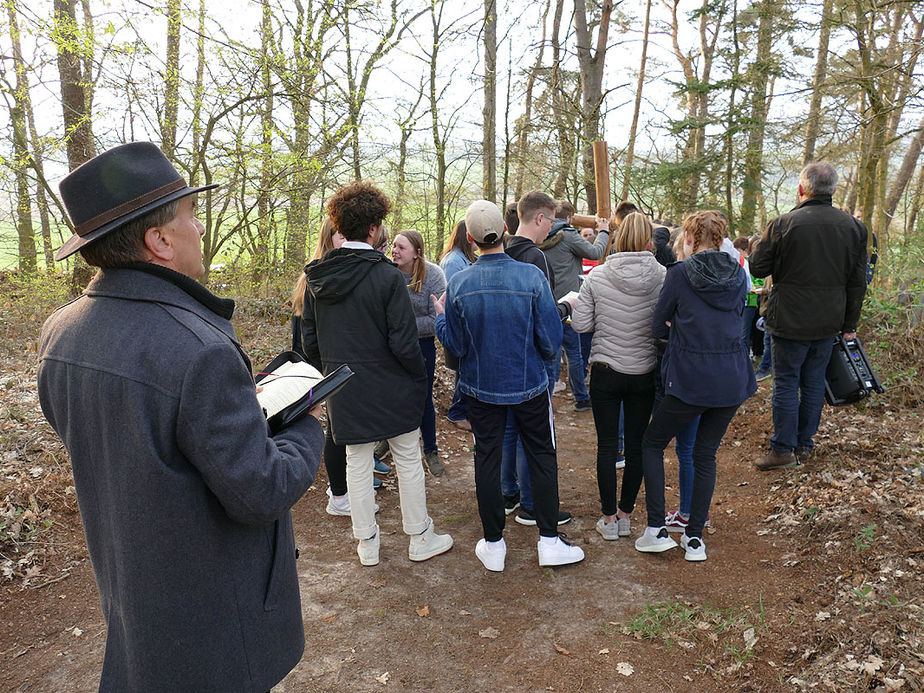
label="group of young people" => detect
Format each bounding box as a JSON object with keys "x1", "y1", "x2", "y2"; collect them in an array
[{"x1": 295, "y1": 182, "x2": 761, "y2": 569}]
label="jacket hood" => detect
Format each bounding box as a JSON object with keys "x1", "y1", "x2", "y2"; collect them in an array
[
  {"x1": 597, "y1": 252, "x2": 664, "y2": 297},
  {"x1": 539, "y1": 218, "x2": 571, "y2": 249},
  {"x1": 683, "y1": 250, "x2": 744, "y2": 310},
  {"x1": 304, "y1": 247, "x2": 390, "y2": 303}
]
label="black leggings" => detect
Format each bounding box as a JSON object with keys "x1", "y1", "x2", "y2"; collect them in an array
[
  {"x1": 641, "y1": 395, "x2": 739, "y2": 538},
  {"x1": 324, "y1": 427, "x2": 347, "y2": 496}
]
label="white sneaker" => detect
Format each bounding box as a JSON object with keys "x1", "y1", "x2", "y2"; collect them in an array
[
  {"x1": 475, "y1": 537, "x2": 506, "y2": 571},
  {"x1": 357, "y1": 527, "x2": 380, "y2": 566},
  {"x1": 553, "y1": 381, "x2": 567, "y2": 394},
  {"x1": 326, "y1": 487, "x2": 378, "y2": 516},
  {"x1": 634, "y1": 526, "x2": 678, "y2": 553},
  {"x1": 595, "y1": 517, "x2": 619, "y2": 541},
  {"x1": 537, "y1": 535, "x2": 585, "y2": 567},
  {"x1": 615, "y1": 457, "x2": 626, "y2": 470},
  {"x1": 408, "y1": 518, "x2": 453, "y2": 562},
  {"x1": 681, "y1": 534, "x2": 707, "y2": 562},
  {"x1": 326, "y1": 487, "x2": 350, "y2": 516}
]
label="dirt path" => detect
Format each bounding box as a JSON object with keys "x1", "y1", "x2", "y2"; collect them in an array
[{"x1": 2, "y1": 379, "x2": 840, "y2": 693}]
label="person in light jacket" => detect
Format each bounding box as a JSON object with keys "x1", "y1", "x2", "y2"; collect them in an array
[{"x1": 572, "y1": 212, "x2": 666, "y2": 542}]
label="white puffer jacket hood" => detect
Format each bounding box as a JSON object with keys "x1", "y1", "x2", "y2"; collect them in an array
[{"x1": 570, "y1": 251, "x2": 666, "y2": 375}]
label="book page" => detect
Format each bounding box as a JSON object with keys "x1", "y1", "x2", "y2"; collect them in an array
[{"x1": 256, "y1": 360, "x2": 324, "y2": 419}]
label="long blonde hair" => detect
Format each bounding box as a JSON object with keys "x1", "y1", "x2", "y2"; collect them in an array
[
  {"x1": 613, "y1": 212, "x2": 652, "y2": 253},
  {"x1": 310, "y1": 217, "x2": 338, "y2": 262},
  {"x1": 290, "y1": 272, "x2": 307, "y2": 317},
  {"x1": 397, "y1": 229, "x2": 427, "y2": 293}
]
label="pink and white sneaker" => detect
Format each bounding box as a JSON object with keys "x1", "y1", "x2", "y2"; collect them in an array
[{"x1": 664, "y1": 510, "x2": 689, "y2": 533}]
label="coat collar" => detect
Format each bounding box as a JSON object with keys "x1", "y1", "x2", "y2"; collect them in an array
[{"x1": 83, "y1": 264, "x2": 238, "y2": 341}]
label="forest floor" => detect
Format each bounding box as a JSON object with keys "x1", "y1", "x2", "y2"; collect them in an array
[{"x1": 0, "y1": 281, "x2": 922, "y2": 692}]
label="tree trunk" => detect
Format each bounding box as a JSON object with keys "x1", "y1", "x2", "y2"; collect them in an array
[
  {"x1": 482, "y1": 0, "x2": 497, "y2": 201},
  {"x1": 573, "y1": 0, "x2": 613, "y2": 213},
  {"x1": 738, "y1": 0, "x2": 775, "y2": 235},
  {"x1": 429, "y1": 1, "x2": 447, "y2": 239},
  {"x1": 621, "y1": 0, "x2": 651, "y2": 202},
  {"x1": 5, "y1": 0, "x2": 37, "y2": 272},
  {"x1": 53, "y1": 0, "x2": 95, "y2": 289},
  {"x1": 254, "y1": 0, "x2": 274, "y2": 282},
  {"x1": 881, "y1": 114, "x2": 924, "y2": 232},
  {"x1": 53, "y1": 0, "x2": 95, "y2": 169},
  {"x1": 904, "y1": 161, "x2": 924, "y2": 244},
  {"x1": 802, "y1": 0, "x2": 833, "y2": 165},
  {"x1": 162, "y1": 0, "x2": 181, "y2": 160},
  {"x1": 514, "y1": 0, "x2": 549, "y2": 199},
  {"x1": 550, "y1": 0, "x2": 572, "y2": 199}
]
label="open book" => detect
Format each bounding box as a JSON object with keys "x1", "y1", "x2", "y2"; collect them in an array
[{"x1": 255, "y1": 351, "x2": 353, "y2": 433}]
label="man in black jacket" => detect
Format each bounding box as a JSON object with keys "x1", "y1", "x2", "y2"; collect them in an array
[
  {"x1": 749, "y1": 162, "x2": 868, "y2": 471},
  {"x1": 302, "y1": 181, "x2": 453, "y2": 566}
]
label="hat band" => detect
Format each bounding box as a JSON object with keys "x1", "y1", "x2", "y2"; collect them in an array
[{"x1": 74, "y1": 178, "x2": 189, "y2": 236}]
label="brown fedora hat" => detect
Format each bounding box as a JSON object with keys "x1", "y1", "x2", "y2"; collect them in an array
[{"x1": 55, "y1": 142, "x2": 219, "y2": 261}]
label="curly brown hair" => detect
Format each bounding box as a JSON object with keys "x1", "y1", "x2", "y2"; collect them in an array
[{"x1": 326, "y1": 181, "x2": 392, "y2": 242}]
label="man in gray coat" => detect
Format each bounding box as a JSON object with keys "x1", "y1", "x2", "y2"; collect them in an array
[
  {"x1": 37, "y1": 142, "x2": 324, "y2": 691},
  {"x1": 539, "y1": 199, "x2": 609, "y2": 411}
]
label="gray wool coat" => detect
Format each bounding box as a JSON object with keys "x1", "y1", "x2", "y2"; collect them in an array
[{"x1": 37, "y1": 265, "x2": 323, "y2": 692}]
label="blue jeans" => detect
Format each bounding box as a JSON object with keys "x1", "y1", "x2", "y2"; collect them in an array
[
  {"x1": 419, "y1": 337, "x2": 438, "y2": 454},
  {"x1": 770, "y1": 335, "x2": 834, "y2": 453},
  {"x1": 741, "y1": 306, "x2": 757, "y2": 356},
  {"x1": 447, "y1": 369, "x2": 468, "y2": 422},
  {"x1": 580, "y1": 331, "x2": 593, "y2": 379},
  {"x1": 560, "y1": 323, "x2": 589, "y2": 403},
  {"x1": 757, "y1": 330, "x2": 772, "y2": 372},
  {"x1": 675, "y1": 416, "x2": 699, "y2": 517}
]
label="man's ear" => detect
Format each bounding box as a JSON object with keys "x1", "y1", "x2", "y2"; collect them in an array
[
  {"x1": 797, "y1": 183, "x2": 804, "y2": 199},
  {"x1": 143, "y1": 225, "x2": 173, "y2": 263}
]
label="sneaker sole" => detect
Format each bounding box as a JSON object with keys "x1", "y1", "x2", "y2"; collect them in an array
[
  {"x1": 504, "y1": 503, "x2": 520, "y2": 516},
  {"x1": 326, "y1": 505, "x2": 351, "y2": 517},
  {"x1": 515, "y1": 515, "x2": 571, "y2": 526},
  {"x1": 538, "y1": 553, "x2": 585, "y2": 567},
  {"x1": 409, "y1": 540, "x2": 454, "y2": 562},
  {"x1": 634, "y1": 539, "x2": 678, "y2": 553},
  {"x1": 684, "y1": 551, "x2": 707, "y2": 562},
  {"x1": 754, "y1": 460, "x2": 797, "y2": 471},
  {"x1": 595, "y1": 529, "x2": 619, "y2": 541}
]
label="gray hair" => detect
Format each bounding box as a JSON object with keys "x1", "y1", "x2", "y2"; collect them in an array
[
  {"x1": 80, "y1": 199, "x2": 181, "y2": 268},
  {"x1": 799, "y1": 162, "x2": 838, "y2": 197}
]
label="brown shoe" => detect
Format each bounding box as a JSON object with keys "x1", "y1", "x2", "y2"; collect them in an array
[
  {"x1": 754, "y1": 449, "x2": 797, "y2": 471},
  {"x1": 450, "y1": 418, "x2": 472, "y2": 432}
]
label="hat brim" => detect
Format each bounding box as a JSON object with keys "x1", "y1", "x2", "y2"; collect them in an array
[{"x1": 54, "y1": 183, "x2": 219, "y2": 261}]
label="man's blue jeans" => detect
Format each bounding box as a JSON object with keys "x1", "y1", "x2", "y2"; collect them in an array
[
  {"x1": 770, "y1": 335, "x2": 834, "y2": 453},
  {"x1": 561, "y1": 323, "x2": 589, "y2": 403}
]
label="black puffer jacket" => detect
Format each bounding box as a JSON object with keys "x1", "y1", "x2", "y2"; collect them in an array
[
  {"x1": 301, "y1": 247, "x2": 427, "y2": 444},
  {"x1": 750, "y1": 195, "x2": 867, "y2": 340}
]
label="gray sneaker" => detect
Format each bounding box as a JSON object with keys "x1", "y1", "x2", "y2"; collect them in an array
[
  {"x1": 595, "y1": 517, "x2": 620, "y2": 541},
  {"x1": 616, "y1": 516, "x2": 631, "y2": 537},
  {"x1": 425, "y1": 450, "x2": 445, "y2": 476},
  {"x1": 373, "y1": 440, "x2": 390, "y2": 460}
]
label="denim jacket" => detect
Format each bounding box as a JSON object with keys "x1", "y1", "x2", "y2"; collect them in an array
[{"x1": 435, "y1": 253, "x2": 563, "y2": 405}]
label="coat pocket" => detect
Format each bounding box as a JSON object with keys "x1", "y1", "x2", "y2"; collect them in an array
[{"x1": 263, "y1": 517, "x2": 296, "y2": 612}]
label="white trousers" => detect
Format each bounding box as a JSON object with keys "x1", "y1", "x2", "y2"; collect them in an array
[{"x1": 345, "y1": 428, "x2": 429, "y2": 540}]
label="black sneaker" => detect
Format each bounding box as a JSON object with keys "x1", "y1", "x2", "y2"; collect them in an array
[
  {"x1": 515, "y1": 508, "x2": 572, "y2": 526},
  {"x1": 503, "y1": 492, "x2": 521, "y2": 515},
  {"x1": 573, "y1": 400, "x2": 592, "y2": 412}
]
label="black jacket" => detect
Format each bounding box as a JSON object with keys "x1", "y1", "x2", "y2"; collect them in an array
[
  {"x1": 749, "y1": 195, "x2": 867, "y2": 340},
  {"x1": 301, "y1": 247, "x2": 427, "y2": 444}
]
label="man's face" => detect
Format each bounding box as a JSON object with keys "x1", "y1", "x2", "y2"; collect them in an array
[
  {"x1": 581, "y1": 227, "x2": 595, "y2": 242},
  {"x1": 163, "y1": 195, "x2": 205, "y2": 279}
]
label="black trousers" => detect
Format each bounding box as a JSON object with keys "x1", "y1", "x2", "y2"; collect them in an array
[
  {"x1": 465, "y1": 392, "x2": 560, "y2": 539},
  {"x1": 324, "y1": 427, "x2": 347, "y2": 496},
  {"x1": 589, "y1": 364, "x2": 655, "y2": 516},
  {"x1": 641, "y1": 395, "x2": 739, "y2": 538}
]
